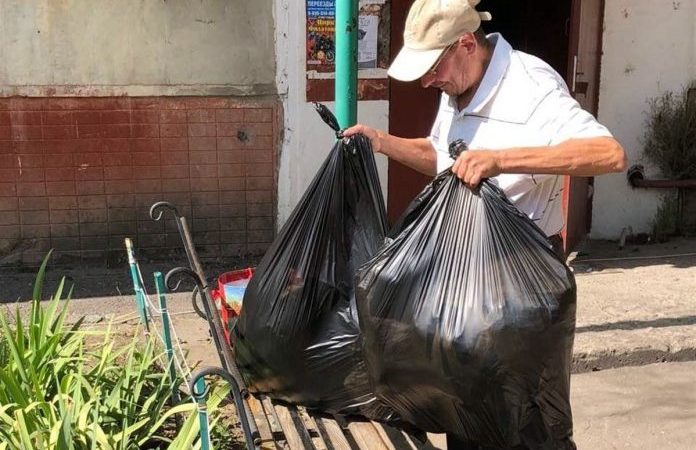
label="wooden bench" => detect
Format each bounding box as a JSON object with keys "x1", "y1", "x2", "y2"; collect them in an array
[
  {"x1": 148, "y1": 203, "x2": 445, "y2": 449},
  {"x1": 245, "y1": 395, "x2": 445, "y2": 450}
]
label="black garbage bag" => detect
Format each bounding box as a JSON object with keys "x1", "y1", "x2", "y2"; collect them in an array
[
  {"x1": 356, "y1": 141, "x2": 577, "y2": 449},
  {"x1": 231, "y1": 105, "x2": 393, "y2": 419}
]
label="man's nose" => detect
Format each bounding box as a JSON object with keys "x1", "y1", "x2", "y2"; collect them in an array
[{"x1": 420, "y1": 73, "x2": 434, "y2": 88}]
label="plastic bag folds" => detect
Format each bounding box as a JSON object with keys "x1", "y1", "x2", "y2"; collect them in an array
[
  {"x1": 232, "y1": 108, "x2": 393, "y2": 420},
  {"x1": 356, "y1": 171, "x2": 577, "y2": 449}
]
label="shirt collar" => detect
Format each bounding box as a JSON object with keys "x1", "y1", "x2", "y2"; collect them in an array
[
  {"x1": 444, "y1": 33, "x2": 546, "y2": 124},
  {"x1": 447, "y1": 33, "x2": 511, "y2": 116}
]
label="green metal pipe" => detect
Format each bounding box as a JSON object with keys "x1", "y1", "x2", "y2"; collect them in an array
[
  {"x1": 335, "y1": 0, "x2": 358, "y2": 128},
  {"x1": 154, "y1": 272, "x2": 181, "y2": 406},
  {"x1": 125, "y1": 238, "x2": 150, "y2": 331},
  {"x1": 194, "y1": 378, "x2": 212, "y2": 450}
]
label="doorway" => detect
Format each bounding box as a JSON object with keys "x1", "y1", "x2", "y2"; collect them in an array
[{"x1": 481, "y1": 0, "x2": 571, "y2": 77}]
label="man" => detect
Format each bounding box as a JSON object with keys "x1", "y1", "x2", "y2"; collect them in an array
[
  {"x1": 343, "y1": 0, "x2": 627, "y2": 261},
  {"x1": 343, "y1": 0, "x2": 627, "y2": 448}
]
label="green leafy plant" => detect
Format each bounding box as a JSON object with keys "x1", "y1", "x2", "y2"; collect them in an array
[
  {"x1": 0, "y1": 253, "x2": 242, "y2": 449},
  {"x1": 166, "y1": 383, "x2": 233, "y2": 450},
  {"x1": 643, "y1": 83, "x2": 696, "y2": 180},
  {"x1": 652, "y1": 193, "x2": 680, "y2": 242},
  {"x1": 0, "y1": 335, "x2": 8, "y2": 368}
]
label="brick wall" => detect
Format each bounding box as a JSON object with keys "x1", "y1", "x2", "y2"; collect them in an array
[{"x1": 0, "y1": 96, "x2": 280, "y2": 267}]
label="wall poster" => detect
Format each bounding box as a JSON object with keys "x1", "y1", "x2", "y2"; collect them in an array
[{"x1": 306, "y1": 0, "x2": 336, "y2": 70}]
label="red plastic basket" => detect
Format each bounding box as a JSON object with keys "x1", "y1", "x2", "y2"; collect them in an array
[{"x1": 211, "y1": 267, "x2": 254, "y2": 344}]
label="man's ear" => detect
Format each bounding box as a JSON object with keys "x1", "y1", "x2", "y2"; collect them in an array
[{"x1": 459, "y1": 33, "x2": 477, "y2": 54}]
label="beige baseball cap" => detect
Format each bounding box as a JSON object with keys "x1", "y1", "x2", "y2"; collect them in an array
[{"x1": 388, "y1": 0, "x2": 492, "y2": 82}]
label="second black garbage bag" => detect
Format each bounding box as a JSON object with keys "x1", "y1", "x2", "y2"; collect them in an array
[
  {"x1": 356, "y1": 143, "x2": 577, "y2": 448},
  {"x1": 232, "y1": 105, "x2": 393, "y2": 419}
]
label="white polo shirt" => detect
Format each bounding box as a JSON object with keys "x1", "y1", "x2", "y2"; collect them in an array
[{"x1": 428, "y1": 33, "x2": 612, "y2": 236}]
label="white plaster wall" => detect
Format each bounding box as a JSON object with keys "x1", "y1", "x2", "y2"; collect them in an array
[
  {"x1": 0, "y1": 0, "x2": 275, "y2": 96},
  {"x1": 275, "y1": 1, "x2": 389, "y2": 228},
  {"x1": 592, "y1": 1, "x2": 696, "y2": 238}
]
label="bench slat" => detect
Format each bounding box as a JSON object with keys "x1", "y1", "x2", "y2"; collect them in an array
[
  {"x1": 346, "y1": 420, "x2": 392, "y2": 450},
  {"x1": 247, "y1": 395, "x2": 279, "y2": 449},
  {"x1": 372, "y1": 422, "x2": 409, "y2": 450},
  {"x1": 273, "y1": 403, "x2": 315, "y2": 450},
  {"x1": 289, "y1": 406, "x2": 321, "y2": 450},
  {"x1": 297, "y1": 408, "x2": 329, "y2": 450},
  {"x1": 256, "y1": 398, "x2": 445, "y2": 450},
  {"x1": 424, "y1": 434, "x2": 446, "y2": 450},
  {"x1": 312, "y1": 415, "x2": 352, "y2": 450},
  {"x1": 260, "y1": 397, "x2": 284, "y2": 435},
  {"x1": 401, "y1": 431, "x2": 445, "y2": 450}
]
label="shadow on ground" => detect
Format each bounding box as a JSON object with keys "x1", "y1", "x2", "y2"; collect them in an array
[{"x1": 576, "y1": 315, "x2": 696, "y2": 333}]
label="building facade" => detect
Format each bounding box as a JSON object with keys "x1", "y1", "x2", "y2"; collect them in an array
[{"x1": 0, "y1": 0, "x2": 280, "y2": 266}]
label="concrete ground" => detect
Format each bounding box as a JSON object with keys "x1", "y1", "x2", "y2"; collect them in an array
[
  {"x1": 572, "y1": 362, "x2": 696, "y2": 450},
  {"x1": 433, "y1": 362, "x2": 696, "y2": 450},
  {"x1": 2, "y1": 237, "x2": 695, "y2": 449},
  {"x1": 569, "y1": 237, "x2": 696, "y2": 372}
]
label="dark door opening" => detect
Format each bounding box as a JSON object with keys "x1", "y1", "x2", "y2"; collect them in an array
[{"x1": 481, "y1": 0, "x2": 572, "y2": 78}]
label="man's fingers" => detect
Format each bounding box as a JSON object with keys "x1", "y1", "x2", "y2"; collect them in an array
[
  {"x1": 340, "y1": 126, "x2": 362, "y2": 145},
  {"x1": 451, "y1": 151, "x2": 494, "y2": 188},
  {"x1": 341, "y1": 125, "x2": 361, "y2": 137},
  {"x1": 452, "y1": 153, "x2": 468, "y2": 175},
  {"x1": 453, "y1": 162, "x2": 480, "y2": 188},
  {"x1": 464, "y1": 172, "x2": 473, "y2": 187},
  {"x1": 342, "y1": 125, "x2": 377, "y2": 141},
  {"x1": 469, "y1": 174, "x2": 481, "y2": 188},
  {"x1": 453, "y1": 163, "x2": 465, "y2": 181}
]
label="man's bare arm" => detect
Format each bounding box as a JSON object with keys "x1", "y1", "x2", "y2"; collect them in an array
[
  {"x1": 496, "y1": 136, "x2": 627, "y2": 176},
  {"x1": 342, "y1": 125, "x2": 437, "y2": 176},
  {"x1": 452, "y1": 136, "x2": 627, "y2": 187}
]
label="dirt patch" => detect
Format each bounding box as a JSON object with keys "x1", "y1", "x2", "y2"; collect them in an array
[{"x1": 0, "y1": 256, "x2": 260, "y2": 303}]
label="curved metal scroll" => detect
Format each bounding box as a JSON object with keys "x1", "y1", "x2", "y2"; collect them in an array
[{"x1": 190, "y1": 367, "x2": 261, "y2": 450}]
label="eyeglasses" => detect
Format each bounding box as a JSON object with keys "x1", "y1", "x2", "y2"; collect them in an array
[{"x1": 427, "y1": 43, "x2": 456, "y2": 77}]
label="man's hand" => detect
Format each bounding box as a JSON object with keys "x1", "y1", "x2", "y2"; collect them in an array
[
  {"x1": 341, "y1": 124, "x2": 384, "y2": 153},
  {"x1": 451, "y1": 150, "x2": 502, "y2": 188}
]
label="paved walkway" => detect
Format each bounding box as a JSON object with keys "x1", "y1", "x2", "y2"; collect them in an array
[
  {"x1": 570, "y1": 238, "x2": 696, "y2": 372},
  {"x1": 572, "y1": 362, "x2": 696, "y2": 449}
]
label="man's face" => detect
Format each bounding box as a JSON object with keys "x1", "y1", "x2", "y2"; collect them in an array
[{"x1": 419, "y1": 34, "x2": 478, "y2": 97}]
